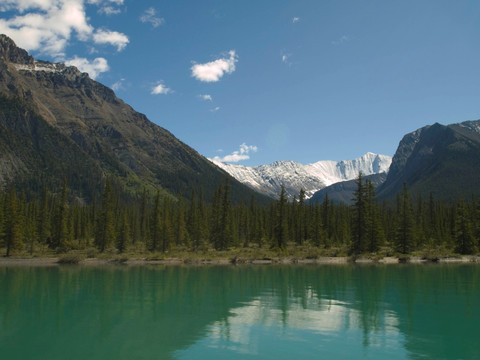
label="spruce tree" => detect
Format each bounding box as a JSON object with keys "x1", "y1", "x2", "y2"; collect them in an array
[
  {"x1": 94, "y1": 178, "x2": 116, "y2": 252},
  {"x1": 394, "y1": 182, "x2": 415, "y2": 254},
  {"x1": 351, "y1": 172, "x2": 367, "y2": 254},
  {"x1": 3, "y1": 187, "x2": 23, "y2": 256},
  {"x1": 116, "y1": 210, "x2": 130, "y2": 253},
  {"x1": 365, "y1": 180, "x2": 384, "y2": 253},
  {"x1": 51, "y1": 180, "x2": 69, "y2": 250},
  {"x1": 274, "y1": 186, "x2": 288, "y2": 249},
  {"x1": 454, "y1": 199, "x2": 476, "y2": 254}
]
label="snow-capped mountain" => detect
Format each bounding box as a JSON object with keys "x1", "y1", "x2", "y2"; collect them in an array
[{"x1": 210, "y1": 152, "x2": 392, "y2": 199}]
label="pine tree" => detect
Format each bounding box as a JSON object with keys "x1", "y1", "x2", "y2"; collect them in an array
[
  {"x1": 454, "y1": 199, "x2": 476, "y2": 254},
  {"x1": 394, "y1": 182, "x2": 415, "y2": 254},
  {"x1": 149, "y1": 190, "x2": 162, "y2": 251},
  {"x1": 94, "y1": 178, "x2": 116, "y2": 252},
  {"x1": 365, "y1": 180, "x2": 384, "y2": 253},
  {"x1": 351, "y1": 172, "x2": 367, "y2": 254},
  {"x1": 3, "y1": 187, "x2": 23, "y2": 256},
  {"x1": 297, "y1": 189, "x2": 307, "y2": 245},
  {"x1": 274, "y1": 186, "x2": 288, "y2": 249},
  {"x1": 51, "y1": 180, "x2": 68, "y2": 250},
  {"x1": 116, "y1": 210, "x2": 130, "y2": 253}
]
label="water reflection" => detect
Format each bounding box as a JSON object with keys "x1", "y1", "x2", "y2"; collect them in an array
[{"x1": 0, "y1": 265, "x2": 479, "y2": 359}]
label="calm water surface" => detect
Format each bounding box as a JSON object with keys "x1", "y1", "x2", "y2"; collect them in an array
[{"x1": 0, "y1": 264, "x2": 479, "y2": 359}]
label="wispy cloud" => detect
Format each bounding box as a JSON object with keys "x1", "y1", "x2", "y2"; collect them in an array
[
  {"x1": 151, "y1": 81, "x2": 172, "y2": 95},
  {"x1": 332, "y1": 35, "x2": 349, "y2": 45},
  {"x1": 281, "y1": 51, "x2": 293, "y2": 66},
  {"x1": 140, "y1": 7, "x2": 164, "y2": 28},
  {"x1": 198, "y1": 94, "x2": 213, "y2": 101},
  {"x1": 65, "y1": 56, "x2": 109, "y2": 80},
  {"x1": 191, "y1": 50, "x2": 238, "y2": 82},
  {"x1": 93, "y1": 29, "x2": 129, "y2": 51},
  {"x1": 210, "y1": 106, "x2": 220, "y2": 112},
  {"x1": 0, "y1": 0, "x2": 128, "y2": 58},
  {"x1": 292, "y1": 17, "x2": 300, "y2": 23},
  {"x1": 212, "y1": 143, "x2": 258, "y2": 163},
  {"x1": 111, "y1": 78, "x2": 125, "y2": 91}
]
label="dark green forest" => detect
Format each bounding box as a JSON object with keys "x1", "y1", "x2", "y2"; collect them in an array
[{"x1": 1, "y1": 173, "x2": 479, "y2": 259}]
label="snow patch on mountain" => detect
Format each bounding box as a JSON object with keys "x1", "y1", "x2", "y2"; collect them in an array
[{"x1": 210, "y1": 152, "x2": 392, "y2": 199}]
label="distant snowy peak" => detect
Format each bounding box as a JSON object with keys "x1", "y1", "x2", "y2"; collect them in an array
[{"x1": 210, "y1": 153, "x2": 392, "y2": 199}]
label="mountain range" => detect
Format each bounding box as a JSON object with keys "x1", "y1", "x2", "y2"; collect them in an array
[
  {"x1": 1, "y1": 34, "x2": 479, "y2": 204},
  {"x1": 211, "y1": 152, "x2": 392, "y2": 200}
]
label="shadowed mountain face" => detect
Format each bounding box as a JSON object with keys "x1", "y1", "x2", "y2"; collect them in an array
[
  {"x1": 309, "y1": 173, "x2": 387, "y2": 205},
  {"x1": 377, "y1": 120, "x2": 480, "y2": 201},
  {"x1": 0, "y1": 35, "x2": 269, "y2": 203}
]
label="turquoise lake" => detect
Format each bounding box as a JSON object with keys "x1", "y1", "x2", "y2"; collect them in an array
[{"x1": 1, "y1": 264, "x2": 479, "y2": 359}]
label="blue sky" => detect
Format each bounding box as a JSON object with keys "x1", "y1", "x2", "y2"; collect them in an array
[{"x1": 2, "y1": 0, "x2": 480, "y2": 166}]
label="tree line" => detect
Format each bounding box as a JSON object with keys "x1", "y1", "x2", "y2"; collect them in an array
[{"x1": 1, "y1": 174, "x2": 479, "y2": 257}]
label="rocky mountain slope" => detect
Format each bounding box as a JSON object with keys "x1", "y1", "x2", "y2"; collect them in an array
[
  {"x1": 211, "y1": 152, "x2": 392, "y2": 199},
  {"x1": 377, "y1": 120, "x2": 480, "y2": 201},
  {"x1": 309, "y1": 173, "x2": 388, "y2": 205},
  {"x1": 0, "y1": 34, "x2": 268, "y2": 203}
]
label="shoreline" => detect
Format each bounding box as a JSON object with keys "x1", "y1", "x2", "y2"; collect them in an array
[{"x1": 0, "y1": 255, "x2": 479, "y2": 267}]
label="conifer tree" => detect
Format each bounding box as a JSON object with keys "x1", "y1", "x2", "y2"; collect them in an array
[
  {"x1": 394, "y1": 182, "x2": 415, "y2": 254},
  {"x1": 3, "y1": 187, "x2": 23, "y2": 256},
  {"x1": 274, "y1": 186, "x2": 288, "y2": 249},
  {"x1": 149, "y1": 190, "x2": 162, "y2": 251},
  {"x1": 219, "y1": 177, "x2": 235, "y2": 250},
  {"x1": 296, "y1": 189, "x2": 307, "y2": 245},
  {"x1": 94, "y1": 178, "x2": 116, "y2": 252},
  {"x1": 51, "y1": 180, "x2": 68, "y2": 250},
  {"x1": 351, "y1": 172, "x2": 367, "y2": 254},
  {"x1": 454, "y1": 199, "x2": 476, "y2": 254},
  {"x1": 116, "y1": 210, "x2": 130, "y2": 253},
  {"x1": 188, "y1": 189, "x2": 201, "y2": 251},
  {"x1": 160, "y1": 197, "x2": 173, "y2": 252},
  {"x1": 365, "y1": 180, "x2": 384, "y2": 252}
]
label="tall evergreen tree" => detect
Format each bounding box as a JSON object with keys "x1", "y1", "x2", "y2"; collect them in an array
[
  {"x1": 365, "y1": 180, "x2": 385, "y2": 252},
  {"x1": 351, "y1": 172, "x2": 367, "y2": 254},
  {"x1": 274, "y1": 186, "x2": 288, "y2": 249},
  {"x1": 94, "y1": 178, "x2": 116, "y2": 252},
  {"x1": 454, "y1": 199, "x2": 476, "y2": 254},
  {"x1": 51, "y1": 180, "x2": 68, "y2": 250},
  {"x1": 394, "y1": 182, "x2": 415, "y2": 254},
  {"x1": 3, "y1": 187, "x2": 23, "y2": 256},
  {"x1": 116, "y1": 210, "x2": 130, "y2": 253}
]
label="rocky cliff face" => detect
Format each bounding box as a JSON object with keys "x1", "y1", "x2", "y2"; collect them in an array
[
  {"x1": 0, "y1": 34, "x2": 267, "y2": 203},
  {"x1": 377, "y1": 120, "x2": 480, "y2": 201}
]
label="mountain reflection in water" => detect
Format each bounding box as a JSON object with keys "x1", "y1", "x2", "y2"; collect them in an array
[{"x1": 0, "y1": 265, "x2": 479, "y2": 360}]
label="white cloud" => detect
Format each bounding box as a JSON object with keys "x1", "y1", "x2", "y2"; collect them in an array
[
  {"x1": 213, "y1": 143, "x2": 258, "y2": 163},
  {"x1": 292, "y1": 17, "x2": 300, "y2": 23},
  {"x1": 198, "y1": 94, "x2": 212, "y2": 101},
  {"x1": 93, "y1": 29, "x2": 128, "y2": 51},
  {"x1": 111, "y1": 78, "x2": 125, "y2": 91},
  {"x1": 64, "y1": 56, "x2": 109, "y2": 79},
  {"x1": 210, "y1": 106, "x2": 220, "y2": 112},
  {"x1": 0, "y1": 0, "x2": 127, "y2": 58},
  {"x1": 151, "y1": 81, "x2": 172, "y2": 95},
  {"x1": 191, "y1": 50, "x2": 238, "y2": 82},
  {"x1": 140, "y1": 7, "x2": 164, "y2": 28}
]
